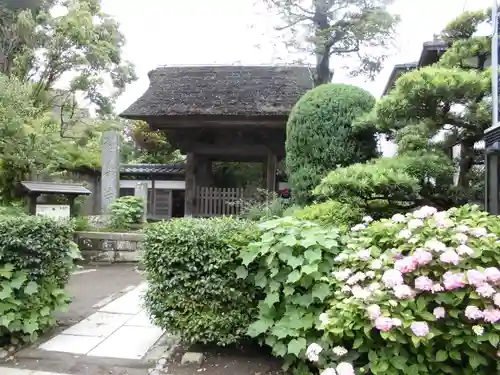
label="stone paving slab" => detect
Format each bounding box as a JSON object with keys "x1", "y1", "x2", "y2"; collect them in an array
[
  {"x1": 38, "y1": 282, "x2": 164, "y2": 360},
  {"x1": 3, "y1": 368, "x2": 75, "y2": 375}
]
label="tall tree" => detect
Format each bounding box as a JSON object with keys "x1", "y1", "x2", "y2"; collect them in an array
[
  {"x1": 0, "y1": 0, "x2": 136, "y2": 115},
  {"x1": 315, "y1": 9, "x2": 491, "y2": 213},
  {"x1": 263, "y1": 0, "x2": 400, "y2": 85}
]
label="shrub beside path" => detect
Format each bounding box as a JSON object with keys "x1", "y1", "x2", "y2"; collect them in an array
[{"x1": 0, "y1": 265, "x2": 155, "y2": 375}]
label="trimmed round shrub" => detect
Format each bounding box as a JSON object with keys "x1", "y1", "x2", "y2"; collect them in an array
[
  {"x1": 143, "y1": 217, "x2": 261, "y2": 345},
  {"x1": 314, "y1": 205, "x2": 500, "y2": 375},
  {"x1": 285, "y1": 83, "x2": 377, "y2": 205},
  {"x1": 293, "y1": 200, "x2": 365, "y2": 229}
]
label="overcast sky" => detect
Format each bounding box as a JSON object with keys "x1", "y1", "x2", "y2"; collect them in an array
[{"x1": 98, "y1": 0, "x2": 492, "y2": 155}]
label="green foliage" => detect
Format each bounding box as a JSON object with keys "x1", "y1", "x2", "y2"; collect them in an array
[
  {"x1": 143, "y1": 217, "x2": 261, "y2": 345},
  {"x1": 0, "y1": 215, "x2": 80, "y2": 345},
  {"x1": 286, "y1": 83, "x2": 378, "y2": 206},
  {"x1": 314, "y1": 152, "x2": 456, "y2": 213},
  {"x1": 122, "y1": 120, "x2": 182, "y2": 164},
  {"x1": 293, "y1": 200, "x2": 365, "y2": 228},
  {"x1": 319, "y1": 205, "x2": 500, "y2": 375},
  {"x1": 0, "y1": 203, "x2": 26, "y2": 216},
  {"x1": 2, "y1": 0, "x2": 136, "y2": 114},
  {"x1": 238, "y1": 217, "x2": 343, "y2": 366},
  {"x1": 72, "y1": 216, "x2": 90, "y2": 231},
  {"x1": 108, "y1": 196, "x2": 144, "y2": 230},
  {"x1": 355, "y1": 9, "x2": 491, "y2": 208},
  {"x1": 238, "y1": 189, "x2": 293, "y2": 221}
]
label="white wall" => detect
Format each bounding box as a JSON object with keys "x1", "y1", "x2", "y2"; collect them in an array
[
  {"x1": 120, "y1": 180, "x2": 186, "y2": 190},
  {"x1": 121, "y1": 180, "x2": 289, "y2": 191}
]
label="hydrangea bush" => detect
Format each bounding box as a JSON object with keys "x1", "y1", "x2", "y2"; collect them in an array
[{"x1": 316, "y1": 205, "x2": 500, "y2": 375}]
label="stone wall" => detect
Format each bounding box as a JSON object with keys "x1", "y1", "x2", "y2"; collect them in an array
[{"x1": 75, "y1": 231, "x2": 144, "y2": 263}]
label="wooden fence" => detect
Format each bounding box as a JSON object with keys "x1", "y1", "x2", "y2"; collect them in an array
[{"x1": 196, "y1": 187, "x2": 249, "y2": 217}]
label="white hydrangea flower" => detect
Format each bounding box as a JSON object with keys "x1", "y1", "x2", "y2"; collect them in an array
[
  {"x1": 332, "y1": 346, "x2": 348, "y2": 357},
  {"x1": 306, "y1": 343, "x2": 322, "y2": 362},
  {"x1": 470, "y1": 228, "x2": 488, "y2": 237},
  {"x1": 391, "y1": 213, "x2": 406, "y2": 223},
  {"x1": 369, "y1": 259, "x2": 383, "y2": 270},
  {"x1": 408, "y1": 218, "x2": 424, "y2": 230},
  {"x1": 413, "y1": 206, "x2": 437, "y2": 219},
  {"x1": 397, "y1": 229, "x2": 412, "y2": 239},
  {"x1": 472, "y1": 325, "x2": 484, "y2": 336},
  {"x1": 320, "y1": 368, "x2": 337, "y2": 375},
  {"x1": 319, "y1": 312, "x2": 330, "y2": 326},
  {"x1": 351, "y1": 224, "x2": 366, "y2": 232}
]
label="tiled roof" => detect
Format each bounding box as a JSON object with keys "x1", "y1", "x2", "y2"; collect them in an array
[
  {"x1": 120, "y1": 164, "x2": 185, "y2": 174},
  {"x1": 21, "y1": 181, "x2": 92, "y2": 195}
]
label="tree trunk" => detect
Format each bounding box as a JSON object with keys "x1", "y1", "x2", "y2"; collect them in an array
[{"x1": 313, "y1": 0, "x2": 332, "y2": 86}]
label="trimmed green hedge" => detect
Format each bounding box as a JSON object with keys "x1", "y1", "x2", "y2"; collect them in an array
[
  {"x1": 143, "y1": 217, "x2": 261, "y2": 345},
  {"x1": 285, "y1": 83, "x2": 377, "y2": 205},
  {"x1": 0, "y1": 215, "x2": 78, "y2": 345}
]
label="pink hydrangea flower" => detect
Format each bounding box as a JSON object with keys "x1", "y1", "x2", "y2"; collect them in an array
[
  {"x1": 485, "y1": 267, "x2": 500, "y2": 284},
  {"x1": 382, "y1": 269, "x2": 404, "y2": 288},
  {"x1": 494, "y1": 293, "x2": 500, "y2": 307},
  {"x1": 465, "y1": 306, "x2": 483, "y2": 320},
  {"x1": 476, "y1": 283, "x2": 496, "y2": 298},
  {"x1": 440, "y1": 250, "x2": 461, "y2": 265},
  {"x1": 466, "y1": 270, "x2": 486, "y2": 287},
  {"x1": 393, "y1": 284, "x2": 414, "y2": 299},
  {"x1": 374, "y1": 317, "x2": 394, "y2": 332},
  {"x1": 410, "y1": 321, "x2": 429, "y2": 337},
  {"x1": 413, "y1": 250, "x2": 433, "y2": 265},
  {"x1": 443, "y1": 272, "x2": 466, "y2": 291},
  {"x1": 456, "y1": 244, "x2": 474, "y2": 256},
  {"x1": 367, "y1": 304, "x2": 381, "y2": 320},
  {"x1": 415, "y1": 276, "x2": 433, "y2": 291},
  {"x1": 394, "y1": 256, "x2": 417, "y2": 273},
  {"x1": 483, "y1": 309, "x2": 500, "y2": 324},
  {"x1": 433, "y1": 307, "x2": 445, "y2": 319}
]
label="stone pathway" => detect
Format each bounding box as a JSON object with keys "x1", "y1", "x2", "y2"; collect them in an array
[
  {"x1": 39, "y1": 283, "x2": 164, "y2": 360},
  {"x1": 4, "y1": 369, "x2": 74, "y2": 375},
  {"x1": 2, "y1": 267, "x2": 178, "y2": 375}
]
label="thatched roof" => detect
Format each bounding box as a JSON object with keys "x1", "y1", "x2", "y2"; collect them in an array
[{"x1": 120, "y1": 65, "x2": 313, "y2": 119}]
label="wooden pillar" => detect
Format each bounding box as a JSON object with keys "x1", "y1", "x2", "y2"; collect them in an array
[
  {"x1": 185, "y1": 153, "x2": 196, "y2": 217},
  {"x1": 265, "y1": 153, "x2": 277, "y2": 192},
  {"x1": 68, "y1": 195, "x2": 77, "y2": 217},
  {"x1": 196, "y1": 156, "x2": 213, "y2": 186},
  {"x1": 28, "y1": 193, "x2": 39, "y2": 215}
]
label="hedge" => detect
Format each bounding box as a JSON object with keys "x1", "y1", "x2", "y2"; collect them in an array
[
  {"x1": 292, "y1": 200, "x2": 365, "y2": 229},
  {"x1": 143, "y1": 217, "x2": 261, "y2": 345},
  {"x1": 0, "y1": 215, "x2": 78, "y2": 345},
  {"x1": 285, "y1": 83, "x2": 378, "y2": 205}
]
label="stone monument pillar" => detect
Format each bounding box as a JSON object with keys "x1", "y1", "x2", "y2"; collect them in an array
[
  {"x1": 135, "y1": 181, "x2": 148, "y2": 222},
  {"x1": 101, "y1": 131, "x2": 120, "y2": 213}
]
